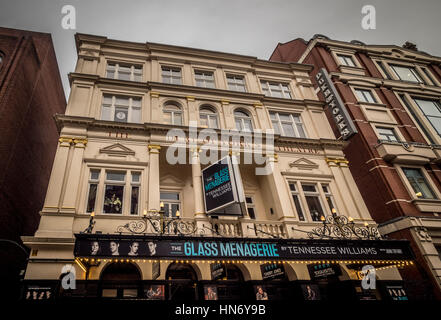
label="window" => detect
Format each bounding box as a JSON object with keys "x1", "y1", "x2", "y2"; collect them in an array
[
  {"x1": 195, "y1": 70, "x2": 215, "y2": 88},
  {"x1": 160, "y1": 192, "x2": 181, "y2": 217},
  {"x1": 227, "y1": 75, "x2": 246, "y2": 92},
  {"x1": 399, "y1": 94, "x2": 434, "y2": 144},
  {"x1": 163, "y1": 103, "x2": 183, "y2": 125},
  {"x1": 199, "y1": 106, "x2": 218, "y2": 129},
  {"x1": 86, "y1": 170, "x2": 100, "y2": 213},
  {"x1": 376, "y1": 61, "x2": 392, "y2": 79},
  {"x1": 289, "y1": 183, "x2": 305, "y2": 221},
  {"x1": 355, "y1": 89, "x2": 377, "y2": 103},
  {"x1": 101, "y1": 95, "x2": 142, "y2": 123},
  {"x1": 260, "y1": 81, "x2": 292, "y2": 99},
  {"x1": 162, "y1": 66, "x2": 182, "y2": 85},
  {"x1": 322, "y1": 184, "x2": 336, "y2": 214},
  {"x1": 270, "y1": 112, "x2": 306, "y2": 138},
  {"x1": 413, "y1": 98, "x2": 441, "y2": 136},
  {"x1": 377, "y1": 127, "x2": 399, "y2": 142},
  {"x1": 130, "y1": 172, "x2": 140, "y2": 215},
  {"x1": 245, "y1": 196, "x2": 256, "y2": 219},
  {"x1": 103, "y1": 172, "x2": 126, "y2": 214},
  {"x1": 390, "y1": 65, "x2": 424, "y2": 83},
  {"x1": 337, "y1": 54, "x2": 356, "y2": 67},
  {"x1": 402, "y1": 167, "x2": 436, "y2": 199},
  {"x1": 421, "y1": 67, "x2": 438, "y2": 86},
  {"x1": 106, "y1": 62, "x2": 142, "y2": 81},
  {"x1": 302, "y1": 183, "x2": 325, "y2": 221},
  {"x1": 234, "y1": 110, "x2": 253, "y2": 132}
]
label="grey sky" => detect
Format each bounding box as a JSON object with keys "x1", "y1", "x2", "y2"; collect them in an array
[{"x1": 1, "y1": 0, "x2": 440, "y2": 97}]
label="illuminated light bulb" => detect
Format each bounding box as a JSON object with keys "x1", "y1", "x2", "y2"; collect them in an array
[
  {"x1": 160, "y1": 202, "x2": 164, "y2": 208},
  {"x1": 143, "y1": 209, "x2": 147, "y2": 217},
  {"x1": 176, "y1": 210, "x2": 180, "y2": 217},
  {"x1": 415, "y1": 192, "x2": 423, "y2": 198},
  {"x1": 331, "y1": 208, "x2": 337, "y2": 214},
  {"x1": 91, "y1": 211, "x2": 95, "y2": 217},
  {"x1": 320, "y1": 216, "x2": 326, "y2": 221},
  {"x1": 348, "y1": 216, "x2": 354, "y2": 222}
]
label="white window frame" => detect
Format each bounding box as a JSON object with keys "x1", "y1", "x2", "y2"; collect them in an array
[
  {"x1": 130, "y1": 172, "x2": 141, "y2": 215},
  {"x1": 226, "y1": 74, "x2": 247, "y2": 92},
  {"x1": 354, "y1": 88, "x2": 377, "y2": 104},
  {"x1": 86, "y1": 170, "x2": 100, "y2": 213},
  {"x1": 160, "y1": 191, "x2": 182, "y2": 218},
  {"x1": 336, "y1": 54, "x2": 356, "y2": 67},
  {"x1": 161, "y1": 66, "x2": 182, "y2": 85},
  {"x1": 163, "y1": 103, "x2": 183, "y2": 125},
  {"x1": 389, "y1": 64, "x2": 424, "y2": 83},
  {"x1": 375, "y1": 126, "x2": 400, "y2": 142},
  {"x1": 234, "y1": 110, "x2": 254, "y2": 132},
  {"x1": 101, "y1": 94, "x2": 142, "y2": 124},
  {"x1": 270, "y1": 111, "x2": 307, "y2": 138},
  {"x1": 106, "y1": 62, "x2": 142, "y2": 81},
  {"x1": 288, "y1": 182, "x2": 306, "y2": 221},
  {"x1": 260, "y1": 80, "x2": 292, "y2": 99},
  {"x1": 199, "y1": 106, "x2": 219, "y2": 129},
  {"x1": 412, "y1": 98, "x2": 441, "y2": 137},
  {"x1": 194, "y1": 70, "x2": 215, "y2": 88}
]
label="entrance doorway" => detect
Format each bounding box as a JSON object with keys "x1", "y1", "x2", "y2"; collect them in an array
[
  {"x1": 166, "y1": 263, "x2": 198, "y2": 300},
  {"x1": 100, "y1": 262, "x2": 142, "y2": 298}
]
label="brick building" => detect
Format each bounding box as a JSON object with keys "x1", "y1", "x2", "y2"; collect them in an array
[
  {"x1": 271, "y1": 34, "x2": 441, "y2": 299},
  {"x1": 0, "y1": 27, "x2": 66, "y2": 299}
]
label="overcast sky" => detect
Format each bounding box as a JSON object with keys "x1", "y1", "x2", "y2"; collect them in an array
[{"x1": 1, "y1": 0, "x2": 441, "y2": 97}]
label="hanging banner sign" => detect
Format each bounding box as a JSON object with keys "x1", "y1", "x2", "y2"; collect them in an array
[
  {"x1": 201, "y1": 156, "x2": 245, "y2": 216},
  {"x1": 75, "y1": 234, "x2": 413, "y2": 261},
  {"x1": 210, "y1": 263, "x2": 226, "y2": 280},
  {"x1": 152, "y1": 260, "x2": 160, "y2": 280},
  {"x1": 316, "y1": 68, "x2": 358, "y2": 140},
  {"x1": 307, "y1": 263, "x2": 342, "y2": 280}
]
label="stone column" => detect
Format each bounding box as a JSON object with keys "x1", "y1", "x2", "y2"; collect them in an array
[
  {"x1": 43, "y1": 137, "x2": 72, "y2": 213},
  {"x1": 191, "y1": 148, "x2": 205, "y2": 217},
  {"x1": 61, "y1": 138, "x2": 87, "y2": 213},
  {"x1": 150, "y1": 91, "x2": 160, "y2": 123},
  {"x1": 148, "y1": 144, "x2": 161, "y2": 212}
]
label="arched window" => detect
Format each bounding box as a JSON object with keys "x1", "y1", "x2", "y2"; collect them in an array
[
  {"x1": 163, "y1": 102, "x2": 183, "y2": 125},
  {"x1": 199, "y1": 106, "x2": 218, "y2": 128},
  {"x1": 234, "y1": 110, "x2": 253, "y2": 132}
]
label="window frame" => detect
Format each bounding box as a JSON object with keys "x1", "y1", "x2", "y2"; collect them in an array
[
  {"x1": 163, "y1": 103, "x2": 183, "y2": 126},
  {"x1": 161, "y1": 66, "x2": 182, "y2": 85},
  {"x1": 375, "y1": 126, "x2": 400, "y2": 142},
  {"x1": 260, "y1": 80, "x2": 292, "y2": 99},
  {"x1": 226, "y1": 74, "x2": 247, "y2": 92},
  {"x1": 389, "y1": 64, "x2": 425, "y2": 84},
  {"x1": 199, "y1": 106, "x2": 219, "y2": 129},
  {"x1": 336, "y1": 54, "x2": 356, "y2": 67},
  {"x1": 269, "y1": 111, "x2": 307, "y2": 138},
  {"x1": 100, "y1": 94, "x2": 142, "y2": 124},
  {"x1": 160, "y1": 191, "x2": 182, "y2": 218},
  {"x1": 397, "y1": 166, "x2": 438, "y2": 200},
  {"x1": 234, "y1": 109, "x2": 254, "y2": 132},
  {"x1": 354, "y1": 88, "x2": 378, "y2": 104},
  {"x1": 412, "y1": 97, "x2": 441, "y2": 137},
  {"x1": 194, "y1": 70, "x2": 215, "y2": 88},
  {"x1": 245, "y1": 195, "x2": 256, "y2": 219},
  {"x1": 106, "y1": 62, "x2": 142, "y2": 82}
]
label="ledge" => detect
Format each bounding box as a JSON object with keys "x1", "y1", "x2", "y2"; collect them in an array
[
  {"x1": 411, "y1": 198, "x2": 441, "y2": 213},
  {"x1": 375, "y1": 140, "x2": 436, "y2": 165}
]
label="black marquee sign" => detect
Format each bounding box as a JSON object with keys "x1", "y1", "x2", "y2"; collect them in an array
[
  {"x1": 74, "y1": 234, "x2": 413, "y2": 261},
  {"x1": 316, "y1": 68, "x2": 358, "y2": 140}
]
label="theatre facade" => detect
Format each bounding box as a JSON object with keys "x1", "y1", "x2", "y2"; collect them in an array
[{"x1": 22, "y1": 33, "x2": 414, "y2": 301}]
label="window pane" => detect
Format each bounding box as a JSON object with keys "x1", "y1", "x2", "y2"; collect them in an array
[
  {"x1": 414, "y1": 99, "x2": 441, "y2": 117},
  {"x1": 289, "y1": 183, "x2": 296, "y2": 191},
  {"x1": 160, "y1": 192, "x2": 179, "y2": 200},
  {"x1": 174, "y1": 113, "x2": 182, "y2": 125},
  {"x1": 296, "y1": 123, "x2": 306, "y2": 138},
  {"x1": 107, "y1": 172, "x2": 125, "y2": 181},
  {"x1": 282, "y1": 123, "x2": 295, "y2": 137},
  {"x1": 272, "y1": 121, "x2": 281, "y2": 135},
  {"x1": 247, "y1": 207, "x2": 255, "y2": 219},
  {"x1": 130, "y1": 186, "x2": 139, "y2": 215},
  {"x1": 243, "y1": 119, "x2": 253, "y2": 131},
  {"x1": 209, "y1": 116, "x2": 218, "y2": 129},
  {"x1": 132, "y1": 172, "x2": 140, "y2": 182},
  {"x1": 302, "y1": 184, "x2": 316, "y2": 192},
  {"x1": 292, "y1": 195, "x2": 305, "y2": 221},
  {"x1": 235, "y1": 119, "x2": 242, "y2": 131},
  {"x1": 377, "y1": 127, "x2": 398, "y2": 141},
  {"x1": 305, "y1": 196, "x2": 325, "y2": 221},
  {"x1": 86, "y1": 184, "x2": 97, "y2": 213},
  {"x1": 171, "y1": 203, "x2": 180, "y2": 217},
  {"x1": 103, "y1": 185, "x2": 124, "y2": 214},
  {"x1": 115, "y1": 97, "x2": 130, "y2": 106},
  {"x1": 101, "y1": 105, "x2": 112, "y2": 121},
  {"x1": 163, "y1": 112, "x2": 172, "y2": 124},
  {"x1": 131, "y1": 107, "x2": 141, "y2": 123},
  {"x1": 427, "y1": 116, "x2": 441, "y2": 135},
  {"x1": 402, "y1": 168, "x2": 435, "y2": 199},
  {"x1": 90, "y1": 170, "x2": 100, "y2": 180},
  {"x1": 392, "y1": 65, "x2": 421, "y2": 82}
]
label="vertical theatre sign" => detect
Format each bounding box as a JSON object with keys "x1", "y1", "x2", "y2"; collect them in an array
[
  {"x1": 316, "y1": 68, "x2": 357, "y2": 140},
  {"x1": 202, "y1": 156, "x2": 245, "y2": 216}
]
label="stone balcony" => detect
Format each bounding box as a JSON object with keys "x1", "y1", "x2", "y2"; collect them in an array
[{"x1": 375, "y1": 140, "x2": 436, "y2": 165}]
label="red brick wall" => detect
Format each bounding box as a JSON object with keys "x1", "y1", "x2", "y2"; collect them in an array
[{"x1": 0, "y1": 28, "x2": 66, "y2": 242}]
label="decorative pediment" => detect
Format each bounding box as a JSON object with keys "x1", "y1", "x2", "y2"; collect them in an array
[
  {"x1": 99, "y1": 143, "x2": 135, "y2": 156},
  {"x1": 160, "y1": 174, "x2": 185, "y2": 187},
  {"x1": 289, "y1": 158, "x2": 319, "y2": 170}
]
